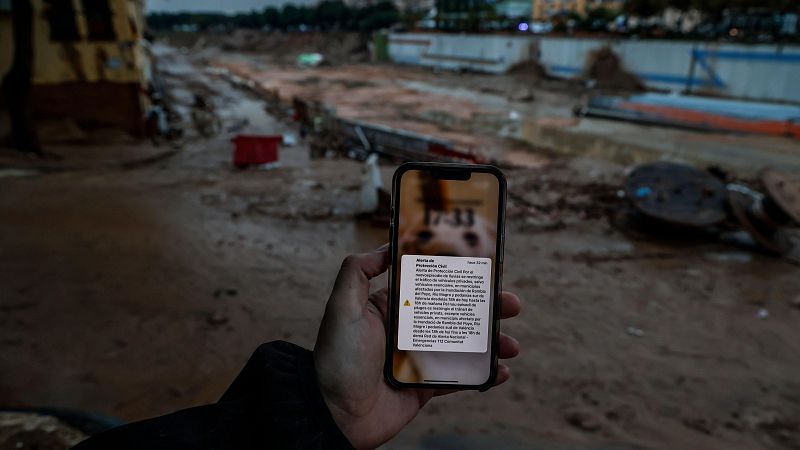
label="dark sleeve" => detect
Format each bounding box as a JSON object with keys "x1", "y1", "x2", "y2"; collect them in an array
[{"x1": 73, "y1": 341, "x2": 354, "y2": 450}]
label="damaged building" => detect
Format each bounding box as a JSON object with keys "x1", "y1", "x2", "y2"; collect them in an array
[{"x1": 0, "y1": 0, "x2": 151, "y2": 136}]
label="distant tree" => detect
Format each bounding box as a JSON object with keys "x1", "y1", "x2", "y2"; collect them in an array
[
  {"x1": 690, "y1": 0, "x2": 796, "y2": 18},
  {"x1": 623, "y1": 0, "x2": 667, "y2": 17},
  {"x1": 670, "y1": 0, "x2": 692, "y2": 11},
  {"x1": 2, "y1": 0, "x2": 40, "y2": 153},
  {"x1": 359, "y1": 11, "x2": 398, "y2": 31},
  {"x1": 303, "y1": 6, "x2": 317, "y2": 28},
  {"x1": 356, "y1": 1, "x2": 399, "y2": 31},
  {"x1": 280, "y1": 5, "x2": 306, "y2": 29},
  {"x1": 435, "y1": 0, "x2": 490, "y2": 31},
  {"x1": 689, "y1": 0, "x2": 728, "y2": 18},
  {"x1": 584, "y1": 6, "x2": 617, "y2": 28},
  {"x1": 233, "y1": 10, "x2": 263, "y2": 29},
  {"x1": 315, "y1": 0, "x2": 351, "y2": 30},
  {"x1": 145, "y1": 1, "x2": 400, "y2": 33},
  {"x1": 262, "y1": 7, "x2": 280, "y2": 29},
  {"x1": 400, "y1": 8, "x2": 426, "y2": 29},
  {"x1": 147, "y1": 12, "x2": 166, "y2": 29}
]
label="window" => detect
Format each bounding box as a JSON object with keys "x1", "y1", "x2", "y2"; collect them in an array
[
  {"x1": 82, "y1": 0, "x2": 115, "y2": 41},
  {"x1": 44, "y1": 0, "x2": 80, "y2": 41}
]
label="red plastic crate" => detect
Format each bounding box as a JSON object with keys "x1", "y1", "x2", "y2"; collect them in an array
[{"x1": 232, "y1": 135, "x2": 281, "y2": 168}]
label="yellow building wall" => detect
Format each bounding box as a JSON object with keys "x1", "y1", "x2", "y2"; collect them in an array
[{"x1": 0, "y1": 0, "x2": 148, "y2": 86}]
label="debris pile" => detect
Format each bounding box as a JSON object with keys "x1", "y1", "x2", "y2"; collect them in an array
[
  {"x1": 508, "y1": 179, "x2": 620, "y2": 231},
  {"x1": 615, "y1": 162, "x2": 800, "y2": 262},
  {"x1": 584, "y1": 47, "x2": 645, "y2": 91},
  {"x1": 291, "y1": 96, "x2": 485, "y2": 164},
  {"x1": 206, "y1": 63, "x2": 488, "y2": 165},
  {"x1": 507, "y1": 60, "x2": 550, "y2": 88}
]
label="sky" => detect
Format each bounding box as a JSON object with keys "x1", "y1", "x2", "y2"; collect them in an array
[{"x1": 147, "y1": 0, "x2": 317, "y2": 14}]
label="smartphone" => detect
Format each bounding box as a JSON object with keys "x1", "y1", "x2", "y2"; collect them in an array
[{"x1": 385, "y1": 162, "x2": 506, "y2": 390}]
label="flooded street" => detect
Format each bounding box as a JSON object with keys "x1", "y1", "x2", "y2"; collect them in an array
[{"x1": 2, "y1": 44, "x2": 800, "y2": 450}]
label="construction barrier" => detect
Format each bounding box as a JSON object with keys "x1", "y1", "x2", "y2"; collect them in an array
[{"x1": 388, "y1": 33, "x2": 800, "y2": 104}]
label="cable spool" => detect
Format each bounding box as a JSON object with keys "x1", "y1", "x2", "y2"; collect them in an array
[
  {"x1": 727, "y1": 184, "x2": 795, "y2": 254},
  {"x1": 623, "y1": 162, "x2": 727, "y2": 228},
  {"x1": 762, "y1": 168, "x2": 800, "y2": 227}
]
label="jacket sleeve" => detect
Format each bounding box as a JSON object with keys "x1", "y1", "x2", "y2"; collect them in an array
[{"x1": 73, "y1": 341, "x2": 354, "y2": 450}]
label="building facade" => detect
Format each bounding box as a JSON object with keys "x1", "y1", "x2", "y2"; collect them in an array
[
  {"x1": 0, "y1": 0, "x2": 151, "y2": 135},
  {"x1": 532, "y1": 0, "x2": 621, "y2": 20}
]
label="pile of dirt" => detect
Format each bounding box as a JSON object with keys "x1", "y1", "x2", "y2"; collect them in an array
[
  {"x1": 585, "y1": 46, "x2": 645, "y2": 91},
  {"x1": 507, "y1": 60, "x2": 549, "y2": 81}
]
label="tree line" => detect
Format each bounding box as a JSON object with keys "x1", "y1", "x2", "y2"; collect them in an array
[
  {"x1": 147, "y1": 0, "x2": 400, "y2": 33},
  {"x1": 624, "y1": 0, "x2": 798, "y2": 18}
]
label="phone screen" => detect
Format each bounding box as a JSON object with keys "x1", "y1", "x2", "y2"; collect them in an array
[{"x1": 389, "y1": 167, "x2": 504, "y2": 387}]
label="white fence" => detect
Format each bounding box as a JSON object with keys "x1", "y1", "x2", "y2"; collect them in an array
[
  {"x1": 388, "y1": 33, "x2": 800, "y2": 103},
  {"x1": 388, "y1": 33, "x2": 537, "y2": 73}
]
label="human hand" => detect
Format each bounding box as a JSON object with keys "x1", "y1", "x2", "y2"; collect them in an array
[{"x1": 313, "y1": 246, "x2": 522, "y2": 449}]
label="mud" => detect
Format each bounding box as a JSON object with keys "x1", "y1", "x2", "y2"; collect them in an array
[
  {"x1": 1, "y1": 44, "x2": 800, "y2": 450},
  {"x1": 584, "y1": 47, "x2": 645, "y2": 91},
  {"x1": 207, "y1": 50, "x2": 573, "y2": 162}
]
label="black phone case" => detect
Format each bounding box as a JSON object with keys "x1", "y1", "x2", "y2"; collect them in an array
[{"x1": 384, "y1": 162, "x2": 507, "y2": 391}]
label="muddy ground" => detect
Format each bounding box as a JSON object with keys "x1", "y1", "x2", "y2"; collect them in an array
[{"x1": 1, "y1": 42, "x2": 800, "y2": 450}]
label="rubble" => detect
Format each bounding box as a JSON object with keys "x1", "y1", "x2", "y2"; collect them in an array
[
  {"x1": 286, "y1": 93, "x2": 484, "y2": 164},
  {"x1": 615, "y1": 162, "x2": 800, "y2": 262},
  {"x1": 584, "y1": 47, "x2": 645, "y2": 91},
  {"x1": 682, "y1": 416, "x2": 715, "y2": 435}
]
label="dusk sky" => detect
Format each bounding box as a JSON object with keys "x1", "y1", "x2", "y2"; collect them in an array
[{"x1": 147, "y1": 0, "x2": 317, "y2": 13}]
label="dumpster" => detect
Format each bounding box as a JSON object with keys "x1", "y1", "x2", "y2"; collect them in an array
[{"x1": 232, "y1": 135, "x2": 281, "y2": 168}]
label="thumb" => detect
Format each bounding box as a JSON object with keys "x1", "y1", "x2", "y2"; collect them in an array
[{"x1": 329, "y1": 245, "x2": 390, "y2": 312}]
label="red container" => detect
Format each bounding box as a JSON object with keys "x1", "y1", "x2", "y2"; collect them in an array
[{"x1": 232, "y1": 135, "x2": 281, "y2": 168}]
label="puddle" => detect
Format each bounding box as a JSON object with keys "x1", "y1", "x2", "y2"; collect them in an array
[{"x1": 0, "y1": 168, "x2": 41, "y2": 179}]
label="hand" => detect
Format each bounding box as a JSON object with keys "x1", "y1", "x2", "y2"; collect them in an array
[{"x1": 313, "y1": 246, "x2": 522, "y2": 449}]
